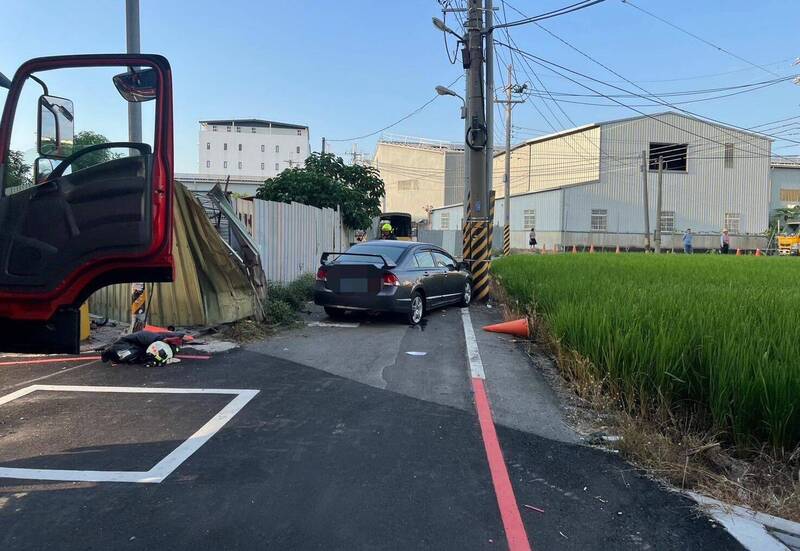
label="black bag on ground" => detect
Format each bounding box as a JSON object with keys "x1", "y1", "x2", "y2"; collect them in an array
[{"x1": 100, "y1": 330, "x2": 184, "y2": 364}]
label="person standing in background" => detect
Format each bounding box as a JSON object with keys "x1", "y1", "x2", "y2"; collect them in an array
[
  {"x1": 720, "y1": 228, "x2": 730, "y2": 254},
  {"x1": 528, "y1": 227, "x2": 537, "y2": 252},
  {"x1": 682, "y1": 228, "x2": 693, "y2": 254}
]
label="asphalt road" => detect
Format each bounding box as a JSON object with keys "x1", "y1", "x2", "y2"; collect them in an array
[{"x1": 0, "y1": 305, "x2": 741, "y2": 550}]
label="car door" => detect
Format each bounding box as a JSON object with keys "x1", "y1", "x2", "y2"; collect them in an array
[
  {"x1": 432, "y1": 250, "x2": 464, "y2": 303},
  {"x1": 0, "y1": 54, "x2": 174, "y2": 353},
  {"x1": 412, "y1": 249, "x2": 444, "y2": 307}
]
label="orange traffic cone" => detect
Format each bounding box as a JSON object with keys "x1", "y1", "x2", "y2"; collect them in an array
[
  {"x1": 572, "y1": 245, "x2": 577, "y2": 254},
  {"x1": 735, "y1": 248, "x2": 741, "y2": 256},
  {"x1": 755, "y1": 248, "x2": 762, "y2": 256},
  {"x1": 615, "y1": 245, "x2": 621, "y2": 254},
  {"x1": 589, "y1": 244, "x2": 595, "y2": 254},
  {"x1": 483, "y1": 318, "x2": 529, "y2": 338}
]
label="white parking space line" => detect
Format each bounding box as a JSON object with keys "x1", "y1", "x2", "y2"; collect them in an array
[
  {"x1": 0, "y1": 384, "x2": 259, "y2": 484},
  {"x1": 460, "y1": 308, "x2": 486, "y2": 379}
]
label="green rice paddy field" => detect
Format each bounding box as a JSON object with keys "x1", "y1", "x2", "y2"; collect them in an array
[{"x1": 492, "y1": 254, "x2": 800, "y2": 451}]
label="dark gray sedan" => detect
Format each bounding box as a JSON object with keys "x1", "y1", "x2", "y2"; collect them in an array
[{"x1": 314, "y1": 241, "x2": 472, "y2": 324}]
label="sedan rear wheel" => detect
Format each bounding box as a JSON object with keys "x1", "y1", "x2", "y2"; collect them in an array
[
  {"x1": 460, "y1": 280, "x2": 472, "y2": 306},
  {"x1": 407, "y1": 292, "x2": 425, "y2": 325}
]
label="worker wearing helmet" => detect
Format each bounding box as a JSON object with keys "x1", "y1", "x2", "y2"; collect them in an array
[{"x1": 380, "y1": 222, "x2": 396, "y2": 240}]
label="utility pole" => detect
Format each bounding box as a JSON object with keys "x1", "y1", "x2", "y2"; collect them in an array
[
  {"x1": 321, "y1": 137, "x2": 326, "y2": 154},
  {"x1": 484, "y1": 0, "x2": 494, "y2": 224},
  {"x1": 654, "y1": 155, "x2": 664, "y2": 254},
  {"x1": 462, "y1": 67, "x2": 470, "y2": 223},
  {"x1": 126, "y1": 0, "x2": 145, "y2": 333},
  {"x1": 497, "y1": 64, "x2": 525, "y2": 256},
  {"x1": 125, "y1": 0, "x2": 142, "y2": 144},
  {"x1": 641, "y1": 150, "x2": 651, "y2": 252},
  {"x1": 465, "y1": 0, "x2": 491, "y2": 300}
]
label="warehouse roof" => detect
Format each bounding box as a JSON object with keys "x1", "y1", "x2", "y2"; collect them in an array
[{"x1": 200, "y1": 119, "x2": 308, "y2": 130}]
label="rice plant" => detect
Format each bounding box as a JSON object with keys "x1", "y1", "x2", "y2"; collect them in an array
[{"x1": 492, "y1": 254, "x2": 800, "y2": 452}]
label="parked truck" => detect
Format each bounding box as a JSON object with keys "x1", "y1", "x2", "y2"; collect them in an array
[
  {"x1": 0, "y1": 54, "x2": 175, "y2": 353},
  {"x1": 777, "y1": 220, "x2": 800, "y2": 256}
]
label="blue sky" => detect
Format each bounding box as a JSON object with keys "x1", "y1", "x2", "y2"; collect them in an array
[{"x1": 1, "y1": 0, "x2": 798, "y2": 172}]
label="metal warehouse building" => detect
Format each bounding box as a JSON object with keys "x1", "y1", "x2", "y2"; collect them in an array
[{"x1": 431, "y1": 111, "x2": 771, "y2": 251}]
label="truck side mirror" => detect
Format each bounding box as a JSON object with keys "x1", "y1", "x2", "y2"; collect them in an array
[
  {"x1": 113, "y1": 68, "x2": 157, "y2": 102},
  {"x1": 38, "y1": 95, "x2": 74, "y2": 158}
]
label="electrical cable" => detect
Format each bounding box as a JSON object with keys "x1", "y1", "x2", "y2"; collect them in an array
[{"x1": 327, "y1": 74, "x2": 463, "y2": 143}]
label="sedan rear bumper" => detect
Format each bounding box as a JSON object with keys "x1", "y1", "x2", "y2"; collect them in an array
[{"x1": 314, "y1": 286, "x2": 410, "y2": 313}]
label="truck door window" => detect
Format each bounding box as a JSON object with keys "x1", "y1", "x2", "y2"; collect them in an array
[{"x1": 5, "y1": 66, "x2": 156, "y2": 196}]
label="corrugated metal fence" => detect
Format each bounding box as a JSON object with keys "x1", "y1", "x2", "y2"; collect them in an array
[
  {"x1": 418, "y1": 229, "x2": 462, "y2": 257},
  {"x1": 251, "y1": 199, "x2": 352, "y2": 283}
]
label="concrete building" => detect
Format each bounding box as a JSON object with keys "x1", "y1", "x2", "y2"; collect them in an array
[
  {"x1": 372, "y1": 135, "x2": 465, "y2": 221},
  {"x1": 769, "y1": 158, "x2": 800, "y2": 216},
  {"x1": 198, "y1": 119, "x2": 310, "y2": 179},
  {"x1": 431, "y1": 111, "x2": 772, "y2": 251}
]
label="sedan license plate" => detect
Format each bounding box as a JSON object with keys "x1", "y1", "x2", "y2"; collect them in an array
[{"x1": 339, "y1": 278, "x2": 368, "y2": 293}]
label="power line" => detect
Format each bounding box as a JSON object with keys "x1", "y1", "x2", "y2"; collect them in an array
[
  {"x1": 620, "y1": 0, "x2": 782, "y2": 78},
  {"x1": 493, "y1": 0, "x2": 607, "y2": 30},
  {"x1": 327, "y1": 75, "x2": 464, "y2": 143}
]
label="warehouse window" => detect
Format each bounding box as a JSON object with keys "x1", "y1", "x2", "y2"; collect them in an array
[
  {"x1": 261, "y1": 144, "x2": 265, "y2": 152},
  {"x1": 296, "y1": 146, "x2": 301, "y2": 154},
  {"x1": 297, "y1": 129, "x2": 302, "y2": 135},
  {"x1": 261, "y1": 162, "x2": 265, "y2": 170},
  {"x1": 206, "y1": 142, "x2": 210, "y2": 150},
  {"x1": 251, "y1": 127, "x2": 256, "y2": 133},
  {"x1": 223, "y1": 143, "x2": 228, "y2": 151},
  {"x1": 780, "y1": 189, "x2": 800, "y2": 202},
  {"x1": 660, "y1": 211, "x2": 675, "y2": 233},
  {"x1": 397, "y1": 179, "x2": 419, "y2": 191},
  {"x1": 724, "y1": 213, "x2": 741, "y2": 234},
  {"x1": 238, "y1": 161, "x2": 242, "y2": 169},
  {"x1": 223, "y1": 161, "x2": 228, "y2": 169},
  {"x1": 724, "y1": 143, "x2": 734, "y2": 168},
  {"x1": 523, "y1": 209, "x2": 536, "y2": 229},
  {"x1": 238, "y1": 143, "x2": 242, "y2": 151},
  {"x1": 275, "y1": 163, "x2": 279, "y2": 171},
  {"x1": 206, "y1": 160, "x2": 211, "y2": 168},
  {"x1": 591, "y1": 209, "x2": 608, "y2": 232},
  {"x1": 212, "y1": 125, "x2": 217, "y2": 132},
  {"x1": 275, "y1": 145, "x2": 280, "y2": 153},
  {"x1": 236, "y1": 126, "x2": 241, "y2": 133},
  {"x1": 440, "y1": 213, "x2": 450, "y2": 230},
  {"x1": 226, "y1": 126, "x2": 231, "y2": 132},
  {"x1": 649, "y1": 142, "x2": 688, "y2": 172}
]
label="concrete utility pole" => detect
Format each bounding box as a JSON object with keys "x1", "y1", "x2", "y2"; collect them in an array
[
  {"x1": 497, "y1": 64, "x2": 525, "y2": 256},
  {"x1": 484, "y1": 0, "x2": 494, "y2": 216},
  {"x1": 125, "y1": 0, "x2": 142, "y2": 144},
  {"x1": 463, "y1": 67, "x2": 470, "y2": 223},
  {"x1": 321, "y1": 137, "x2": 326, "y2": 154},
  {"x1": 126, "y1": 0, "x2": 146, "y2": 333},
  {"x1": 465, "y1": 0, "x2": 491, "y2": 300},
  {"x1": 654, "y1": 155, "x2": 664, "y2": 254},
  {"x1": 641, "y1": 150, "x2": 651, "y2": 252}
]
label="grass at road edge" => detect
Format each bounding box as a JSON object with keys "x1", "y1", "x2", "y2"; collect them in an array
[{"x1": 492, "y1": 253, "x2": 800, "y2": 521}]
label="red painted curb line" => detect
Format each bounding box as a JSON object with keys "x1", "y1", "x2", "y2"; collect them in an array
[{"x1": 472, "y1": 377, "x2": 532, "y2": 551}]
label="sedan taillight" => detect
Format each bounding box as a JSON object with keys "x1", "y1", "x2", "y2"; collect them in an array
[
  {"x1": 382, "y1": 272, "x2": 399, "y2": 287},
  {"x1": 316, "y1": 267, "x2": 327, "y2": 282}
]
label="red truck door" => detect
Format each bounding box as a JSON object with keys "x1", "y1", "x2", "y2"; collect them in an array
[{"x1": 0, "y1": 54, "x2": 174, "y2": 354}]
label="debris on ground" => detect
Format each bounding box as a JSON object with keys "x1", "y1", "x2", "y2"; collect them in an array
[
  {"x1": 100, "y1": 330, "x2": 189, "y2": 367},
  {"x1": 523, "y1": 504, "x2": 545, "y2": 513},
  {"x1": 405, "y1": 351, "x2": 428, "y2": 356}
]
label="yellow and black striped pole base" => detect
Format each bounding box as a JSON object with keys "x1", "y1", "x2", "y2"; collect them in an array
[
  {"x1": 469, "y1": 219, "x2": 492, "y2": 302},
  {"x1": 503, "y1": 225, "x2": 511, "y2": 256}
]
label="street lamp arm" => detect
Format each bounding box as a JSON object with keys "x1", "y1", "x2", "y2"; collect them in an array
[{"x1": 432, "y1": 17, "x2": 464, "y2": 41}]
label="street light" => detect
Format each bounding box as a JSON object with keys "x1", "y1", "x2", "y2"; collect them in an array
[
  {"x1": 432, "y1": 17, "x2": 462, "y2": 40},
  {"x1": 435, "y1": 85, "x2": 463, "y2": 102}
]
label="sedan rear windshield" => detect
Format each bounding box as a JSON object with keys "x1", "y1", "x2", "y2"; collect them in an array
[{"x1": 332, "y1": 245, "x2": 406, "y2": 264}]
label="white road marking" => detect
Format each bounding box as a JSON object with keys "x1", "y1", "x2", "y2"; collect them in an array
[
  {"x1": 460, "y1": 308, "x2": 485, "y2": 380},
  {"x1": 1, "y1": 359, "x2": 100, "y2": 392},
  {"x1": 405, "y1": 351, "x2": 427, "y2": 356},
  {"x1": 0, "y1": 384, "x2": 259, "y2": 484},
  {"x1": 307, "y1": 322, "x2": 360, "y2": 328}
]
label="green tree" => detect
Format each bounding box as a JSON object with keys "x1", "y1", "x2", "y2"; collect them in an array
[
  {"x1": 6, "y1": 149, "x2": 32, "y2": 191},
  {"x1": 255, "y1": 153, "x2": 384, "y2": 230},
  {"x1": 72, "y1": 130, "x2": 122, "y2": 171}
]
